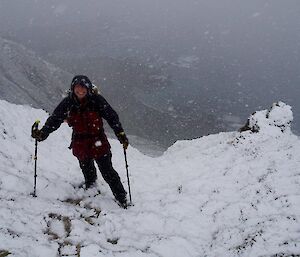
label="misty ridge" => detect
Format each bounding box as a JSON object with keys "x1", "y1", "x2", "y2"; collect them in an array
[{"x1": 0, "y1": 0, "x2": 299, "y2": 153}]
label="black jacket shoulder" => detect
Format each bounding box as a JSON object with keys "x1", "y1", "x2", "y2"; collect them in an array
[
  {"x1": 41, "y1": 94, "x2": 124, "y2": 136},
  {"x1": 89, "y1": 94, "x2": 124, "y2": 135},
  {"x1": 41, "y1": 96, "x2": 73, "y2": 135}
]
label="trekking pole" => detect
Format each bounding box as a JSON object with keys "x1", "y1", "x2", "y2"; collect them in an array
[
  {"x1": 123, "y1": 147, "x2": 132, "y2": 205},
  {"x1": 31, "y1": 120, "x2": 40, "y2": 197}
]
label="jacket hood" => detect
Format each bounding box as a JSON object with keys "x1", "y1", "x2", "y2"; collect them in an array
[{"x1": 70, "y1": 75, "x2": 93, "y2": 93}]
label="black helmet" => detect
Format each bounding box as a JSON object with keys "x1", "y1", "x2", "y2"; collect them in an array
[{"x1": 71, "y1": 75, "x2": 93, "y2": 93}]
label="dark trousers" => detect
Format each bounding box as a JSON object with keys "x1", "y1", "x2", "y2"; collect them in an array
[{"x1": 78, "y1": 152, "x2": 127, "y2": 201}]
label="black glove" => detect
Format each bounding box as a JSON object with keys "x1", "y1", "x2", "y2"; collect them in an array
[
  {"x1": 31, "y1": 129, "x2": 48, "y2": 142},
  {"x1": 117, "y1": 131, "x2": 129, "y2": 149}
]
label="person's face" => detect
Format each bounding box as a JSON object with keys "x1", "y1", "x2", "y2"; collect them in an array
[{"x1": 74, "y1": 84, "x2": 88, "y2": 100}]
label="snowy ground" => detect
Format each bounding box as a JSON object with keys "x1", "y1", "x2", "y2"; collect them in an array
[{"x1": 0, "y1": 100, "x2": 299, "y2": 257}]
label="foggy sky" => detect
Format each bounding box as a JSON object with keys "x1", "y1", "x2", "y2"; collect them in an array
[{"x1": 1, "y1": 0, "x2": 300, "y2": 133}]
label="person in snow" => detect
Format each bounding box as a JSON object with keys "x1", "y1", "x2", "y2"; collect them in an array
[{"x1": 31, "y1": 75, "x2": 129, "y2": 208}]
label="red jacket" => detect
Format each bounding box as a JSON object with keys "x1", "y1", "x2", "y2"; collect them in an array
[
  {"x1": 41, "y1": 93, "x2": 124, "y2": 161},
  {"x1": 67, "y1": 109, "x2": 111, "y2": 160}
]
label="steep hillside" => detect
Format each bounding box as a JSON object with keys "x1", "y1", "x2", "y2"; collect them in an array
[
  {"x1": 0, "y1": 100, "x2": 299, "y2": 257},
  {"x1": 0, "y1": 38, "x2": 223, "y2": 149},
  {"x1": 0, "y1": 37, "x2": 72, "y2": 111},
  {"x1": 53, "y1": 55, "x2": 224, "y2": 148}
]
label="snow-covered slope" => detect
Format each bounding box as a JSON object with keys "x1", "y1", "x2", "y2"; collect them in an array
[
  {"x1": 0, "y1": 37, "x2": 72, "y2": 112},
  {"x1": 0, "y1": 100, "x2": 299, "y2": 257}
]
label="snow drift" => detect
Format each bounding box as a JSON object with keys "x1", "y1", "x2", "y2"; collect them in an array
[{"x1": 0, "y1": 100, "x2": 299, "y2": 257}]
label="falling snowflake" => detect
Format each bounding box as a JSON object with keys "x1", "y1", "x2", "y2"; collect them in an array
[{"x1": 95, "y1": 141, "x2": 102, "y2": 147}]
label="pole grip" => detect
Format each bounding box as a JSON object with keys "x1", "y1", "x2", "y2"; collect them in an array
[{"x1": 32, "y1": 120, "x2": 40, "y2": 132}]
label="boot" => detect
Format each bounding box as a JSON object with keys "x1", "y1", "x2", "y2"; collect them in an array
[
  {"x1": 116, "y1": 194, "x2": 128, "y2": 209},
  {"x1": 85, "y1": 180, "x2": 96, "y2": 189}
]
